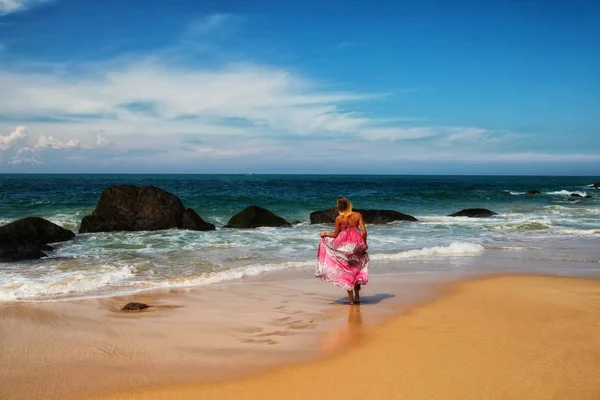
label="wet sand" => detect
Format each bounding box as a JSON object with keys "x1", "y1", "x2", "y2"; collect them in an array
[
  {"x1": 88, "y1": 275, "x2": 600, "y2": 400},
  {"x1": 0, "y1": 274, "x2": 439, "y2": 400}
]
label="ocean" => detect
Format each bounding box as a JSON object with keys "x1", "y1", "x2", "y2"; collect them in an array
[{"x1": 1, "y1": 174, "x2": 599, "y2": 301}]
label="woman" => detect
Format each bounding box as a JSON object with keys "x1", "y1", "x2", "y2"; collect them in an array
[{"x1": 316, "y1": 197, "x2": 369, "y2": 305}]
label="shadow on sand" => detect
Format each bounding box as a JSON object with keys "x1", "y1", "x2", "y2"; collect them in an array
[{"x1": 330, "y1": 293, "x2": 395, "y2": 305}]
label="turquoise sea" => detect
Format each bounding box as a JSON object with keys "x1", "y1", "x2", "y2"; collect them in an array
[{"x1": 1, "y1": 174, "x2": 599, "y2": 301}]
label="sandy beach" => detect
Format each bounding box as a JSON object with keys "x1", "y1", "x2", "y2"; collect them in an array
[
  {"x1": 2, "y1": 274, "x2": 599, "y2": 400},
  {"x1": 0, "y1": 273, "x2": 439, "y2": 400},
  {"x1": 90, "y1": 275, "x2": 600, "y2": 400}
]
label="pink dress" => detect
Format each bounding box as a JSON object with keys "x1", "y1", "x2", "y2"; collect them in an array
[{"x1": 315, "y1": 224, "x2": 369, "y2": 291}]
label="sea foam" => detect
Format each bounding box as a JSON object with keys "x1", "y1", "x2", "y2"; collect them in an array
[
  {"x1": 371, "y1": 242, "x2": 485, "y2": 260},
  {"x1": 0, "y1": 265, "x2": 135, "y2": 301}
]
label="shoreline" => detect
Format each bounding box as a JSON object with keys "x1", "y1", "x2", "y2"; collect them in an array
[{"x1": 90, "y1": 274, "x2": 600, "y2": 400}]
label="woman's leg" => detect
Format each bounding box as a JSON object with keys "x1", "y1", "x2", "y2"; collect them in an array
[
  {"x1": 347, "y1": 290, "x2": 355, "y2": 305},
  {"x1": 354, "y1": 284, "x2": 361, "y2": 304}
]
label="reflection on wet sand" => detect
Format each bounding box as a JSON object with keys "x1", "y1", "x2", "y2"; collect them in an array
[{"x1": 321, "y1": 305, "x2": 363, "y2": 357}]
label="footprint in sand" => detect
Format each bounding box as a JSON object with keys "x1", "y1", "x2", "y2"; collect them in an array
[
  {"x1": 242, "y1": 338, "x2": 278, "y2": 345},
  {"x1": 257, "y1": 330, "x2": 293, "y2": 337},
  {"x1": 288, "y1": 320, "x2": 316, "y2": 330}
]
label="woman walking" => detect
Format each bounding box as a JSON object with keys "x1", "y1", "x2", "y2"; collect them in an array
[{"x1": 316, "y1": 197, "x2": 369, "y2": 305}]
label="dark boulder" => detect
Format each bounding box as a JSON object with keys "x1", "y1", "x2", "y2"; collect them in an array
[
  {"x1": 0, "y1": 217, "x2": 75, "y2": 262},
  {"x1": 0, "y1": 216, "x2": 75, "y2": 243},
  {"x1": 121, "y1": 302, "x2": 151, "y2": 311},
  {"x1": 309, "y1": 208, "x2": 338, "y2": 224},
  {"x1": 526, "y1": 190, "x2": 541, "y2": 195},
  {"x1": 570, "y1": 193, "x2": 591, "y2": 199},
  {"x1": 79, "y1": 185, "x2": 215, "y2": 233},
  {"x1": 310, "y1": 208, "x2": 418, "y2": 224},
  {"x1": 225, "y1": 206, "x2": 291, "y2": 228},
  {"x1": 181, "y1": 208, "x2": 216, "y2": 231},
  {"x1": 449, "y1": 208, "x2": 497, "y2": 218},
  {"x1": 0, "y1": 243, "x2": 47, "y2": 262},
  {"x1": 588, "y1": 182, "x2": 600, "y2": 188}
]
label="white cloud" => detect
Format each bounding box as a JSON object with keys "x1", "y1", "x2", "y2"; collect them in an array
[
  {"x1": 0, "y1": 0, "x2": 50, "y2": 16},
  {"x1": 1, "y1": 125, "x2": 113, "y2": 167},
  {"x1": 0, "y1": 61, "x2": 380, "y2": 139},
  {"x1": 485, "y1": 152, "x2": 600, "y2": 163},
  {"x1": 444, "y1": 127, "x2": 491, "y2": 142},
  {"x1": 96, "y1": 135, "x2": 110, "y2": 147},
  {"x1": 8, "y1": 146, "x2": 40, "y2": 165},
  {"x1": 0, "y1": 126, "x2": 27, "y2": 150},
  {"x1": 34, "y1": 134, "x2": 82, "y2": 149},
  {"x1": 360, "y1": 127, "x2": 438, "y2": 141},
  {"x1": 30, "y1": 131, "x2": 109, "y2": 150}
]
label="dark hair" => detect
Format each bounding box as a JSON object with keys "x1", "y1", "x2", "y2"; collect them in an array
[{"x1": 336, "y1": 197, "x2": 353, "y2": 215}]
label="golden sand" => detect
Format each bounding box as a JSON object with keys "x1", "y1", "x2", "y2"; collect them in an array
[
  {"x1": 0, "y1": 276, "x2": 416, "y2": 400},
  {"x1": 93, "y1": 275, "x2": 600, "y2": 400}
]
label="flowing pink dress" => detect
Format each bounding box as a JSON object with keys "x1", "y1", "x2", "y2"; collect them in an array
[{"x1": 315, "y1": 224, "x2": 369, "y2": 291}]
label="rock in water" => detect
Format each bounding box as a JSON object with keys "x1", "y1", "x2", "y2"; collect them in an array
[
  {"x1": 225, "y1": 206, "x2": 291, "y2": 228},
  {"x1": 526, "y1": 190, "x2": 541, "y2": 195},
  {"x1": 79, "y1": 185, "x2": 215, "y2": 233},
  {"x1": 588, "y1": 182, "x2": 600, "y2": 188},
  {"x1": 310, "y1": 208, "x2": 418, "y2": 224},
  {"x1": 570, "y1": 193, "x2": 591, "y2": 199},
  {"x1": 0, "y1": 243, "x2": 47, "y2": 262},
  {"x1": 0, "y1": 217, "x2": 75, "y2": 262},
  {"x1": 121, "y1": 302, "x2": 151, "y2": 311},
  {"x1": 0, "y1": 216, "x2": 75, "y2": 243},
  {"x1": 449, "y1": 208, "x2": 497, "y2": 218},
  {"x1": 309, "y1": 208, "x2": 338, "y2": 224},
  {"x1": 181, "y1": 208, "x2": 217, "y2": 231}
]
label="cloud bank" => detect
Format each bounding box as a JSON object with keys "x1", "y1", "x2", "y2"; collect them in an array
[{"x1": 0, "y1": 12, "x2": 596, "y2": 173}]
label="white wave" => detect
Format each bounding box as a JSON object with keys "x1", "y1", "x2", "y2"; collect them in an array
[
  {"x1": 540, "y1": 205, "x2": 600, "y2": 217},
  {"x1": 0, "y1": 265, "x2": 135, "y2": 301},
  {"x1": 507, "y1": 191, "x2": 526, "y2": 195},
  {"x1": 371, "y1": 242, "x2": 485, "y2": 260},
  {"x1": 547, "y1": 190, "x2": 588, "y2": 196},
  {"x1": 154, "y1": 260, "x2": 314, "y2": 288},
  {"x1": 559, "y1": 229, "x2": 600, "y2": 236},
  {"x1": 417, "y1": 216, "x2": 488, "y2": 225},
  {"x1": 488, "y1": 246, "x2": 541, "y2": 250},
  {"x1": 487, "y1": 220, "x2": 552, "y2": 232}
]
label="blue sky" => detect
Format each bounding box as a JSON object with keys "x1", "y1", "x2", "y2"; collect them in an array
[{"x1": 0, "y1": 0, "x2": 598, "y2": 174}]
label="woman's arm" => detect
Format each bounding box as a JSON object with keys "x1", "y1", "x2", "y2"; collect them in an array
[
  {"x1": 320, "y1": 218, "x2": 342, "y2": 238},
  {"x1": 359, "y1": 213, "x2": 368, "y2": 247}
]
